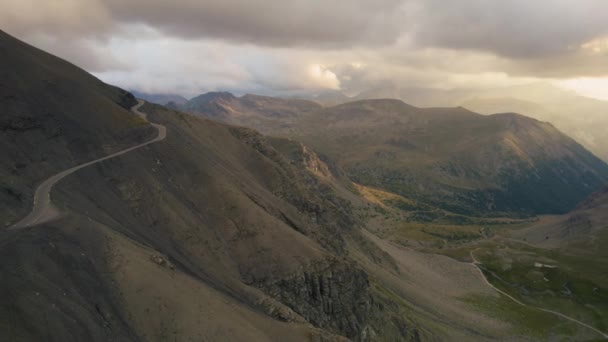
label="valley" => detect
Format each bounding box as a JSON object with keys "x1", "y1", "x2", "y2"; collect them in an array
[{"x1": 356, "y1": 182, "x2": 608, "y2": 340}]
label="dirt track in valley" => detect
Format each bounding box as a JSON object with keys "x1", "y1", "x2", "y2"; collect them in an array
[{"x1": 469, "y1": 248, "x2": 608, "y2": 339}]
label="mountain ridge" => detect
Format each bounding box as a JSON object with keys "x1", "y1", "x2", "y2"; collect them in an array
[
  {"x1": 302, "y1": 84, "x2": 608, "y2": 161},
  {"x1": 177, "y1": 91, "x2": 608, "y2": 216}
]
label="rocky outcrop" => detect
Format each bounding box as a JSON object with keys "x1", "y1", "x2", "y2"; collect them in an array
[
  {"x1": 258, "y1": 258, "x2": 371, "y2": 340},
  {"x1": 257, "y1": 257, "x2": 419, "y2": 341},
  {"x1": 229, "y1": 127, "x2": 353, "y2": 253}
]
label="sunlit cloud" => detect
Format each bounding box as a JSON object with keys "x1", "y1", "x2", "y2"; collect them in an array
[
  {"x1": 558, "y1": 78, "x2": 608, "y2": 101},
  {"x1": 581, "y1": 37, "x2": 608, "y2": 54},
  {"x1": 309, "y1": 64, "x2": 340, "y2": 90}
]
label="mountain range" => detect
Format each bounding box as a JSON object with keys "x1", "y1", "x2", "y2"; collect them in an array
[
  {"x1": 172, "y1": 92, "x2": 608, "y2": 216},
  {"x1": 298, "y1": 84, "x2": 608, "y2": 162}
]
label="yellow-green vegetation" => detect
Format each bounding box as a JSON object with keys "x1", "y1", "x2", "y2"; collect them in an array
[
  {"x1": 355, "y1": 183, "x2": 532, "y2": 249},
  {"x1": 462, "y1": 293, "x2": 578, "y2": 339},
  {"x1": 361, "y1": 204, "x2": 520, "y2": 249},
  {"x1": 356, "y1": 177, "x2": 608, "y2": 338},
  {"x1": 474, "y1": 242, "x2": 608, "y2": 334},
  {"x1": 355, "y1": 183, "x2": 419, "y2": 209},
  {"x1": 391, "y1": 223, "x2": 490, "y2": 247}
]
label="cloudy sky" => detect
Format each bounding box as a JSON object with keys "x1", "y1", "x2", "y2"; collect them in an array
[{"x1": 3, "y1": 0, "x2": 608, "y2": 99}]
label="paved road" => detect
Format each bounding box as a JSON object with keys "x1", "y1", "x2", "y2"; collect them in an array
[
  {"x1": 9, "y1": 100, "x2": 166, "y2": 230},
  {"x1": 470, "y1": 249, "x2": 608, "y2": 339}
]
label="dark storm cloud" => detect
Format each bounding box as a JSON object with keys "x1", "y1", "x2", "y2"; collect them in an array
[
  {"x1": 4, "y1": 0, "x2": 608, "y2": 59},
  {"x1": 103, "y1": 0, "x2": 407, "y2": 48},
  {"x1": 2, "y1": 0, "x2": 608, "y2": 92},
  {"x1": 98, "y1": 0, "x2": 608, "y2": 59}
]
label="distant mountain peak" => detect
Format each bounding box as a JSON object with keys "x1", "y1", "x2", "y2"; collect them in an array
[
  {"x1": 190, "y1": 91, "x2": 236, "y2": 103},
  {"x1": 130, "y1": 90, "x2": 188, "y2": 106},
  {"x1": 332, "y1": 98, "x2": 416, "y2": 110}
]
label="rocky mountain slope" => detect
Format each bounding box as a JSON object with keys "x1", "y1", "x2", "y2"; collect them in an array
[
  {"x1": 178, "y1": 94, "x2": 608, "y2": 216},
  {"x1": 1, "y1": 30, "x2": 520, "y2": 342},
  {"x1": 0, "y1": 30, "x2": 156, "y2": 226},
  {"x1": 1, "y1": 30, "x2": 426, "y2": 341}
]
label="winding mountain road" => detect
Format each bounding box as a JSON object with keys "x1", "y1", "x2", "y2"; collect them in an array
[
  {"x1": 9, "y1": 100, "x2": 165, "y2": 230},
  {"x1": 470, "y1": 248, "x2": 608, "y2": 339}
]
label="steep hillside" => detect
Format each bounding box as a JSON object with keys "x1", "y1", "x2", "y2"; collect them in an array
[
  {"x1": 0, "y1": 30, "x2": 155, "y2": 226},
  {"x1": 2, "y1": 103, "x2": 403, "y2": 341},
  {"x1": 0, "y1": 30, "x2": 426, "y2": 340}
]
